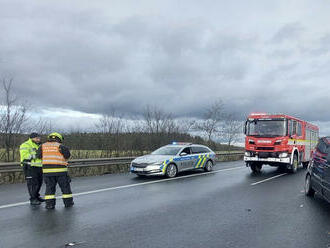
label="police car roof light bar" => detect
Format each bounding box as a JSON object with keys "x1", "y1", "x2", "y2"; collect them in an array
[{"x1": 171, "y1": 142, "x2": 193, "y2": 145}]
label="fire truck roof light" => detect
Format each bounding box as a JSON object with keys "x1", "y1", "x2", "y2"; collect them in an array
[{"x1": 250, "y1": 112, "x2": 268, "y2": 116}]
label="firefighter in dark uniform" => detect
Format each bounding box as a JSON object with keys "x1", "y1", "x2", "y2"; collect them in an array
[
  {"x1": 20, "y1": 133, "x2": 44, "y2": 205},
  {"x1": 37, "y1": 132, "x2": 74, "y2": 209}
]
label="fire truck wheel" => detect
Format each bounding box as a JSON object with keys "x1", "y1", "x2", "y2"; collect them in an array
[
  {"x1": 302, "y1": 162, "x2": 309, "y2": 169},
  {"x1": 278, "y1": 165, "x2": 286, "y2": 172},
  {"x1": 289, "y1": 154, "x2": 298, "y2": 173},
  {"x1": 250, "y1": 163, "x2": 262, "y2": 173}
]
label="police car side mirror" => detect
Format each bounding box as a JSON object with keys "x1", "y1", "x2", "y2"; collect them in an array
[{"x1": 180, "y1": 152, "x2": 188, "y2": 156}]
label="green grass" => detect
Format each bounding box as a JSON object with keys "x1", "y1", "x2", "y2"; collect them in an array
[
  {"x1": 0, "y1": 149, "x2": 151, "y2": 162},
  {"x1": 0, "y1": 148, "x2": 242, "y2": 162},
  {"x1": 69, "y1": 150, "x2": 150, "y2": 159}
]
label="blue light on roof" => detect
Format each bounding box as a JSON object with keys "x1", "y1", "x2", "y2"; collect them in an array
[{"x1": 171, "y1": 142, "x2": 192, "y2": 145}]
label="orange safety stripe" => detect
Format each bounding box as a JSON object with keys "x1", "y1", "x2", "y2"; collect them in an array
[{"x1": 42, "y1": 142, "x2": 68, "y2": 166}]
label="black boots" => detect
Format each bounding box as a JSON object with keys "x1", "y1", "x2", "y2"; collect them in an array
[
  {"x1": 30, "y1": 197, "x2": 45, "y2": 205},
  {"x1": 63, "y1": 197, "x2": 74, "y2": 208},
  {"x1": 64, "y1": 202, "x2": 74, "y2": 208},
  {"x1": 45, "y1": 198, "x2": 56, "y2": 210},
  {"x1": 45, "y1": 204, "x2": 55, "y2": 210},
  {"x1": 30, "y1": 199, "x2": 41, "y2": 205}
]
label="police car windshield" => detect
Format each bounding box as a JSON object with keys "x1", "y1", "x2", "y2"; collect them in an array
[
  {"x1": 247, "y1": 119, "x2": 286, "y2": 137},
  {"x1": 151, "y1": 146, "x2": 181, "y2": 155}
]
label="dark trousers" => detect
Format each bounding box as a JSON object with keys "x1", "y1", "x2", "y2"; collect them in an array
[
  {"x1": 44, "y1": 174, "x2": 73, "y2": 206},
  {"x1": 24, "y1": 166, "x2": 43, "y2": 201}
]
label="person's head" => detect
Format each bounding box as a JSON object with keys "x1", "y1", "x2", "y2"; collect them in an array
[
  {"x1": 30, "y1": 133, "x2": 41, "y2": 144},
  {"x1": 47, "y1": 132, "x2": 64, "y2": 143}
]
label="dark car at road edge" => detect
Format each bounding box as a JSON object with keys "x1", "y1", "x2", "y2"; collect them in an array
[{"x1": 305, "y1": 137, "x2": 330, "y2": 203}]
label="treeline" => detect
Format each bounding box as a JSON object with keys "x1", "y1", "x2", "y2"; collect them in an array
[
  {"x1": 0, "y1": 132, "x2": 242, "y2": 161},
  {"x1": 65, "y1": 132, "x2": 242, "y2": 157},
  {"x1": 0, "y1": 79, "x2": 243, "y2": 162}
]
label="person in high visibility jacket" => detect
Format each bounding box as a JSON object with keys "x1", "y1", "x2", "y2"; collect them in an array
[
  {"x1": 36, "y1": 132, "x2": 73, "y2": 209},
  {"x1": 20, "y1": 133, "x2": 44, "y2": 205}
]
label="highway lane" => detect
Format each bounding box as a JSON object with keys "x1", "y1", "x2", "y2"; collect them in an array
[{"x1": 0, "y1": 161, "x2": 330, "y2": 248}]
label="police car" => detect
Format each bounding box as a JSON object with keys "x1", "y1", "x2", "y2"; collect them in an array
[{"x1": 130, "y1": 142, "x2": 216, "y2": 178}]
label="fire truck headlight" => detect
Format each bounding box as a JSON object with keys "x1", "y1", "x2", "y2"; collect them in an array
[
  {"x1": 279, "y1": 152, "x2": 288, "y2": 158},
  {"x1": 248, "y1": 139, "x2": 255, "y2": 145},
  {"x1": 245, "y1": 152, "x2": 251, "y2": 157}
]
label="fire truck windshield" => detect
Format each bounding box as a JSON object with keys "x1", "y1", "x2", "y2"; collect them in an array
[{"x1": 246, "y1": 119, "x2": 286, "y2": 137}]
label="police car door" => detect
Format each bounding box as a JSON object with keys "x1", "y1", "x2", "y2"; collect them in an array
[
  {"x1": 179, "y1": 147, "x2": 193, "y2": 170},
  {"x1": 191, "y1": 146, "x2": 207, "y2": 169}
]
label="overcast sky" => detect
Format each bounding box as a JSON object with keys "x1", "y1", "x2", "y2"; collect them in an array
[{"x1": 1, "y1": 0, "x2": 330, "y2": 133}]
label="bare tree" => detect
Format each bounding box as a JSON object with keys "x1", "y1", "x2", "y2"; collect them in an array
[
  {"x1": 175, "y1": 118, "x2": 196, "y2": 134},
  {"x1": 95, "y1": 110, "x2": 124, "y2": 134},
  {"x1": 95, "y1": 111, "x2": 125, "y2": 157},
  {"x1": 221, "y1": 113, "x2": 243, "y2": 151},
  {"x1": 0, "y1": 78, "x2": 29, "y2": 161},
  {"x1": 27, "y1": 117, "x2": 53, "y2": 135},
  {"x1": 195, "y1": 99, "x2": 225, "y2": 143},
  {"x1": 142, "y1": 105, "x2": 175, "y2": 134}
]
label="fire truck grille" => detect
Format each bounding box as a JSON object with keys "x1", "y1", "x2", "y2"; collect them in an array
[
  {"x1": 258, "y1": 152, "x2": 279, "y2": 158},
  {"x1": 256, "y1": 147, "x2": 275, "y2": 151}
]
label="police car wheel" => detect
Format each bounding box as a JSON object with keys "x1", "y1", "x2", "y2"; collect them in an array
[
  {"x1": 204, "y1": 160, "x2": 213, "y2": 172},
  {"x1": 166, "y1": 164, "x2": 177, "y2": 178},
  {"x1": 305, "y1": 174, "x2": 315, "y2": 197}
]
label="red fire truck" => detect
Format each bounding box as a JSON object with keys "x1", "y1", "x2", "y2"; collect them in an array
[{"x1": 243, "y1": 113, "x2": 319, "y2": 173}]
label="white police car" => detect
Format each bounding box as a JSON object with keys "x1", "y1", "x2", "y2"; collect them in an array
[{"x1": 130, "y1": 142, "x2": 216, "y2": 178}]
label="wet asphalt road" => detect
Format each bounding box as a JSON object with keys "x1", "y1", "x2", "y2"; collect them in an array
[{"x1": 1, "y1": 161, "x2": 330, "y2": 248}]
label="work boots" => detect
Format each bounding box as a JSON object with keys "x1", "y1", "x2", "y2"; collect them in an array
[
  {"x1": 30, "y1": 199, "x2": 41, "y2": 205},
  {"x1": 64, "y1": 201, "x2": 74, "y2": 208},
  {"x1": 45, "y1": 199, "x2": 56, "y2": 210},
  {"x1": 64, "y1": 198, "x2": 74, "y2": 208},
  {"x1": 45, "y1": 204, "x2": 55, "y2": 210}
]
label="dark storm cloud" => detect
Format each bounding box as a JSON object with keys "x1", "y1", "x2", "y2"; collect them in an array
[{"x1": 1, "y1": 0, "x2": 330, "y2": 122}]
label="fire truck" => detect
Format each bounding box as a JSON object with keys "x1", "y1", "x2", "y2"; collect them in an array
[{"x1": 243, "y1": 113, "x2": 319, "y2": 173}]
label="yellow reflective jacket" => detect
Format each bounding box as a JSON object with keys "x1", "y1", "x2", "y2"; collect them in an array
[{"x1": 19, "y1": 138, "x2": 42, "y2": 167}]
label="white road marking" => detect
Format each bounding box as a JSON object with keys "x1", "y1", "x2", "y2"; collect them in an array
[
  {"x1": 251, "y1": 173, "x2": 288, "y2": 186},
  {"x1": 0, "y1": 166, "x2": 245, "y2": 210},
  {"x1": 0, "y1": 201, "x2": 30, "y2": 209}
]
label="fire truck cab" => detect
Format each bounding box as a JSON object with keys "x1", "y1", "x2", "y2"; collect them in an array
[{"x1": 243, "y1": 113, "x2": 319, "y2": 173}]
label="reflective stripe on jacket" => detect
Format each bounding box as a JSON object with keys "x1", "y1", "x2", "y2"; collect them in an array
[
  {"x1": 42, "y1": 142, "x2": 68, "y2": 174},
  {"x1": 19, "y1": 139, "x2": 42, "y2": 167}
]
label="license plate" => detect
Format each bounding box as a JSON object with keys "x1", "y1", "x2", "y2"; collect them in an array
[{"x1": 134, "y1": 168, "x2": 144, "y2": 172}]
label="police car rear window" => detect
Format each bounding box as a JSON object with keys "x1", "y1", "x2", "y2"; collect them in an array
[
  {"x1": 151, "y1": 146, "x2": 181, "y2": 155},
  {"x1": 191, "y1": 146, "x2": 210, "y2": 154}
]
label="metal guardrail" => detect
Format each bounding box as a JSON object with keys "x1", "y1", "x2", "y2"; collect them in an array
[{"x1": 0, "y1": 152, "x2": 244, "y2": 172}]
